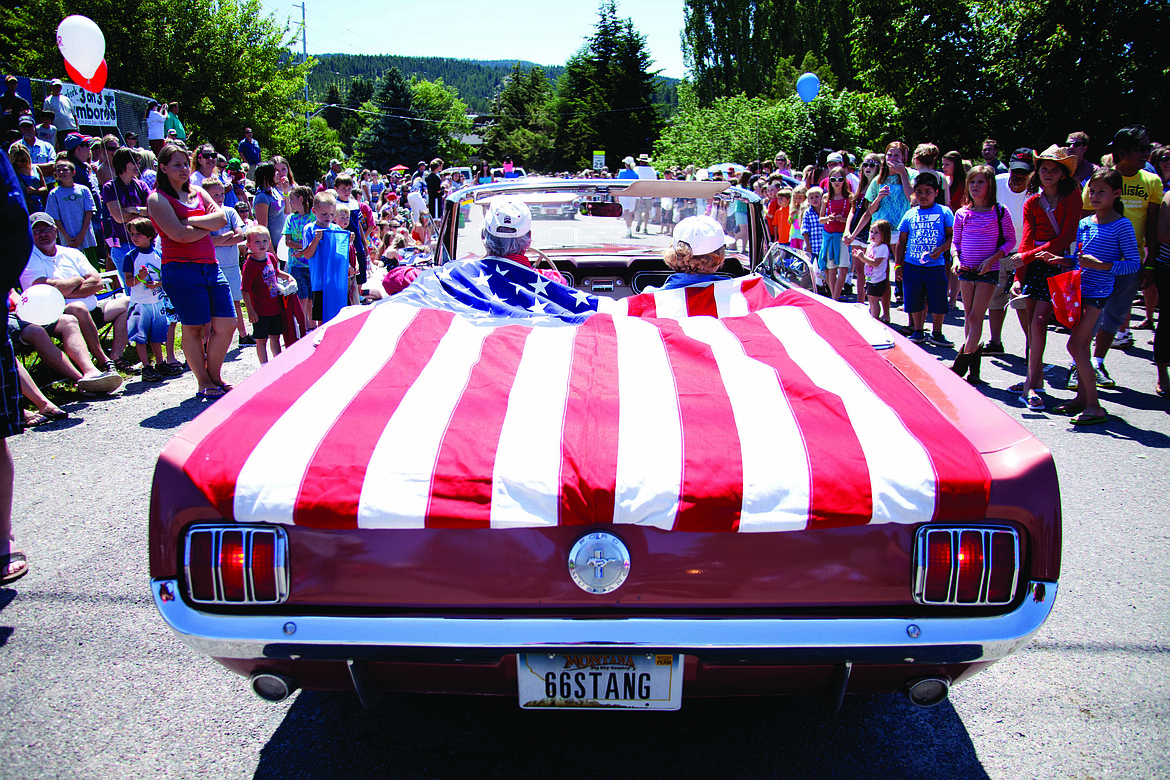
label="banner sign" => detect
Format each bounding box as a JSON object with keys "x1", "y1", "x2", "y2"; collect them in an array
[{"x1": 60, "y1": 83, "x2": 118, "y2": 126}]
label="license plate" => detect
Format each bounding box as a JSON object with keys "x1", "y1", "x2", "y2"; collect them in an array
[{"x1": 517, "y1": 653, "x2": 683, "y2": 710}]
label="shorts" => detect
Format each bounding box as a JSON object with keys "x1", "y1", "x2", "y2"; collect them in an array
[
  {"x1": 217, "y1": 256, "x2": 243, "y2": 302},
  {"x1": 1022, "y1": 259, "x2": 1066, "y2": 301},
  {"x1": 1082, "y1": 296, "x2": 1109, "y2": 310},
  {"x1": 820, "y1": 235, "x2": 848, "y2": 270},
  {"x1": 128, "y1": 301, "x2": 169, "y2": 345},
  {"x1": 289, "y1": 263, "x2": 312, "y2": 301},
  {"x1": 160, "y1": 261, "x2": 234, "y2": 326},
  {"x1": 902, "y1": 263, "x2": 949, "y2": 315},
  {"x1": 991, "y1": 254, "x2": 1017, "y2": 311},
  {"x1": 0, "y1": 332, "x2": 20, "y2": 439},
  {"x1": 865, "y1": 278, "x2": 889, "y2": 298},
  {"x1": 733, "y1": 209, "x2": 748, "y2": 226},
  {"x1": 1096, "y1": 271, "x2": 1141, "y2": 336},
  {"x1": 252, "y1": 311, "x2": 284, "y2": 340},
  {"x1": 958, "y1": 267, "x2": 999, "y2": 284}
]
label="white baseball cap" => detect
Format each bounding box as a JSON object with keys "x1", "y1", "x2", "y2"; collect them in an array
[
  {"x1": 485, "y1": 199, "x2": 532, "y2": 237},
  {"x1": 622, "y1": 156, "x2": 635, "y2": 166},
  {"x1": 673, "y1": 215, "x2": 728, "y2": 256}
]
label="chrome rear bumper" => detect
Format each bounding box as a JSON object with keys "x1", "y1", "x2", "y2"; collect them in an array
[{"x1": 152, "y1": 579, "x2": 1056, "y2": 666}]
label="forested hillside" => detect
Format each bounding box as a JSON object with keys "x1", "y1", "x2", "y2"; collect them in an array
[{"x1": 308, "y1": 53, "x2": 677, "y2": 116}]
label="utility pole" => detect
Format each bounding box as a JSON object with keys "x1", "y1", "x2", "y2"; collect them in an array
[{"x1": 294, "y1": 1, "x2": 309, "y2": 131}]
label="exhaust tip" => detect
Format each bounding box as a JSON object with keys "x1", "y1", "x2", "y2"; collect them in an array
[
  {"x1": 903, "y1": 676, "x2": 950, "y2": 708},
  {"x1": 250, "y1": 671, "x2": 298, "y2": 702}
]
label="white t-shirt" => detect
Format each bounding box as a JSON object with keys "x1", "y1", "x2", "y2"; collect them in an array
[
  {"x1": 211, "y1": 205, "x2": 244, "y2": 269},
  {"x1": 994, "y1": 173, "x2": 1031, "y2": 253},
  {"x1": 863, "y1": 242, "x2": 890, "y2": 283},
  {"x1": 128, "y1": 247, "x2": 163, "y2": 305},
  {"x1": 42, "y1": 94, "x2": 76, "y2": 131},
  {"x1": 21, "y1": 245, "x2": 100, "y2": 311},
  {"x1": 146, "y1": 109, "x2": 166, "y2": 141}
]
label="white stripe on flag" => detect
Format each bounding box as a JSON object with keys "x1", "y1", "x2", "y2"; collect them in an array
[
  {"x1": 611, "y1": 316, "x2": 682, "y2": 530},
  {"x1": 490, "y1": 325, "x2": 576, "y2": 528},
  {"x1": 714, "y1": 278, "x2": 750, "y2": 318},
  {"x1": 757, "y1": 307, "x2": 937, "y2": 524},
  {"x1": 678, "y1": 317, "x2": 812, "y2": 532},
  {"x1": 652, "y1": 288, "x2": 689, "y2": 320},
  {"x1": 232, "y1": 304, "x2": 419, "y2": 524},
  {"x1": 357, "y1": 317, "x2": 491, "y2": 529}
]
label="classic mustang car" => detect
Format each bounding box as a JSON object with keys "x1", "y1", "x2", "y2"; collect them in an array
[{"x1": 150, "y1": 179, "x2": 1060, "y2": 712}]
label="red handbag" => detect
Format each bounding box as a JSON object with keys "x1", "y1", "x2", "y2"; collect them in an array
[{"x1": 1048, "y1": 269, "x2": 1082, "y2": 328}]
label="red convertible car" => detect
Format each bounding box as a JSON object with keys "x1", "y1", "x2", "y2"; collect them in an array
[{"x1": 150, "y1": 179, "x2": 1060, "y2": 711}]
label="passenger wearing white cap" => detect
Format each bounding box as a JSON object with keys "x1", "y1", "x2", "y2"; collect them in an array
[
  {"x1": 652, "y1": 215, "x2": 730, "y2": 291},
  {"x1": 479, "y1": 199, "x2": 566, "y2": 285}
]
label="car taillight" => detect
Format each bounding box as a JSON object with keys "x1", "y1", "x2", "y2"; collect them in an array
[
  {"x1": 184, "y1": 525, "x2": 288, "y2": 605},
  {"x1": 914, "y1": 527, "x2": 1019, "y2": 606}
]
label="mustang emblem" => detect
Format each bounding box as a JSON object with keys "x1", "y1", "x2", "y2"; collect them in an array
[{"x1": 568, "y1": 533, "x2": 631, "y2": 594}]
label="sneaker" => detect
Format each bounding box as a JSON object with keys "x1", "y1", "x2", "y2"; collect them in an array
[
  {"x1": 1065, "y1": 365, "x2": 1079, "y2": 390},
  {"x1": 982, "y1": 340, "x2": 1005, "y2": 355},
  {"x1": 907, "y1": 330, "x2": 926, "y2": 343},
  {"x1": 239, "y1": 334, "x2": 257, "y2": 346},
  {"x1": 1113, "y1": 331, "x2": 1134, "y2": 348},
  {"x1": 141, "y1": 364, "x2": 163, "y2": 383},
  {"x1": 927, "y1": 331, "x2": 954, "y2": 347},
  {"x1": 112, "y1": 357, "x2": 141, "y2": 375},
  {"x1": 159, "y1": 361, "x2": 185, "y2": 377},
  {"x1": 77, "y1": 370, "x2": 123, "y2": 395},
  {"x1": 1094, "y1": 363, "x2": 1116, "y2": 388}
]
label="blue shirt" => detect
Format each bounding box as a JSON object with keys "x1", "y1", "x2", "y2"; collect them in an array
[
  {"x1": 866, "y1": 174, "x2": 912, "y2": 228},
  {"x1": 237, "y1": 137, "x2": 261, "y2": 165},
  {"x1": 1076, "y1": 216, "x2": 1140, "y2": 299},
  {"x1": 898, "y1": 204, "x2": 955, "y2": 267},
  {"x1": 657, "y1": 273, "x2": 726, "y2": 290}
]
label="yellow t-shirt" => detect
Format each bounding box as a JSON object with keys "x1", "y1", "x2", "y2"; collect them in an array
[{"x1": 1082, "y1": 169, "x2": 1161, "y2": 248}]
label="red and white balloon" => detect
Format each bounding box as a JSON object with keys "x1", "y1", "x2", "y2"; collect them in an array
[{"x1": 56, "y1": 15, "x2": 107, "y2": 93}]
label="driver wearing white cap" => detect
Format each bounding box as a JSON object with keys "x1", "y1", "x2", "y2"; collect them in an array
[{"x1": 479, "y1": 199, "x2": 566, "y2": 285}]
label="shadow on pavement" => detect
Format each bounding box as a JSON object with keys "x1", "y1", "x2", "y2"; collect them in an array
[
  {"x1": 139, "y1": 399, "x2": 212, "y2": 430},
  {"x1": 254, "y1": 691, "x2": 990, "y2": 780}
]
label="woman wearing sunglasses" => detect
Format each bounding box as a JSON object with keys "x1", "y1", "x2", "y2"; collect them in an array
[{"x1": 190, "y1": 144, "x2": 223, "y2": 189}]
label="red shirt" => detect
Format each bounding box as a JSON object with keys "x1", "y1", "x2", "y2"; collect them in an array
[
  {"x1": 241, "y1": 252, "x2": 283, "y2": 317},
  {"x1": 823, "y1": 196, "x2": 849, "y2": 234},
  {"x1": 153, "y1": 188, "x2": 217, "y2": 264}
]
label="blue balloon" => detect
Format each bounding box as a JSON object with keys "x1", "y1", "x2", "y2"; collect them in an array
[{"x1": 796, "y1": 72, "x2": 820, "y2": 103}]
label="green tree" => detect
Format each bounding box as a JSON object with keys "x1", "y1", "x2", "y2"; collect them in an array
[
  {"x1": 411, "y1": 77, "x2": 474, "y2": 162},
  {"x1": 551, "y1": 1, "x2": 662, "y2": 170},
  {"x1": 483, "y1": 63, "x2": 556, "y2": 169},
  {"x1": 353, "y1": 67, "x2": 433, "y2": 172},
  {"x1": 322, "y1": 83, "x2": 345, "y2": 130},
  {"x1": 0, "y1": 0, "x2": 310, "y2": 155},
  {"x1": 286, "y1": 116, "x2": 345, "y2": 185},
  {"x1": 772, "y1": 51, "x2": 838, "y2": 101}
]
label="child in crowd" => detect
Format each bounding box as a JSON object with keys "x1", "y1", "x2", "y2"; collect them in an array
[
  {"x1": 35, "y1": 111, "x2": 57, "y2": 147},
  {"x1": 123, "y1": 218, "x2": 177, "y2": 382},
  {"x1": 334, "y1": 205, "x2": 361, "y2": 305},
  {"x1": 45, "y1": 159, "x2": 97, "y2": 266},
  {"x1": 1063, "y1": 169, "x2": 1140, "y2": 425},
  {"x1": 283, "y1": 185, "x2": 315, "y2": 328},
  {"x1": 800, "y1": 186, "x2": 825, "y2": 285},
  {"x1": 952, "y1": 164, "x2": 1015, "y2": 388},
  {"x1": 302, "y1": 191, "x2": 349, "y2": 322},
  {"x1": 855, "y1": 219, "x2": 892, "y2": 323},
  {"x1": 820, "y1": 168, "x2": 852, "y2": 300},
  {"x1": 895, "y1": 172, "x2": 954, "y2": 345},
  {"x1": 240, "y1": 226, "x2": 294, "y2": 366},
  {"x1": 9, "y1": 144, "x2": 47, "y2": 213},
  {"x1": 769, "y1": 186, "x2": 792, "y2": 247},
  {"x1": 788, "y1": 184, "x2": 807, "y2": 249},
  {"x1": 202, "y1": 179, "x2": 252, "y2": 346}
]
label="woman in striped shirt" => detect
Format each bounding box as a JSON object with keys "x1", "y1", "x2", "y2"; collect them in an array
[
  {"x1": 1061, "y1": 168, "x2": 1141, "y2": 424},
  {"x1": 951, "y1": 165, "x2": 1015, "y2": 386}
]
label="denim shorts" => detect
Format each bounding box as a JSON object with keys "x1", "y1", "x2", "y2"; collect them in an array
[
  {"x1": 289, "y1": 263, "x2": 312, "y2": 301},
  {"x1": 902, "y1": 263, "x2": 949, "y2": 315},
  {"x1": 128, "y1": 301, "x2": 169, "y2": 344},
  {"x1": 160, "y1": 261, "x2": 234, "y2": 326},
  {"x1": 1096, "y1": 271, "x2": 1141, "y2": 336},
  {"x1": 958, "y1": 267, "x2": 999, "y2": 284}
]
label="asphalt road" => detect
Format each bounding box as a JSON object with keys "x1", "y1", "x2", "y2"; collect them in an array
[{"x1": 1, "y1": 295, "x2": 1167, "y2": 779}]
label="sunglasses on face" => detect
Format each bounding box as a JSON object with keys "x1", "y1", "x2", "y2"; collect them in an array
[
  {"x1": 104, "y1": 145, "x2": 118, "y2": 151},
  {"x1": 199, "y1": 152, "x2": 216, "y2": 158},
  {"x1": 1066, "y1": 140, "x2": 1085, "y2": 147},
  {"x1": 32, "y1": 224, "x2": 55, "y2": 232},
  {"x1": 829, "y1": 176, "x2": 845, "y2": 182},
  {"x1": 862, "y1": 162, "x2": 878, "y2": 168}
]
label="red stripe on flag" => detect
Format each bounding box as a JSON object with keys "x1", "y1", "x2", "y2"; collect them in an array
[
  {"x1": 291, "y1": 308, "x2": 455, "y2": 529},
  {"x1": 723, "y1": 315, "x2": 874, "y2": 529},
  {"x1": 183, "y1": 312, "x2": 373, "y2": 518},
  {"x1": 772, "y1": 291, "x2": 991, "y2": 521},
  {"x1": 426, "y1": 325, "x2": 533, "y2": 528},
  {"x1": 654, "y1": 319, "x2": 743, "y2": 532},
  {"x1": 684, "y1": 284, "x2": 718, "y2": 318},
  {"x1": 624, "y1": 292, "x2": 657, "y2": 319},
  {"x1": 559, "y1": 315, "x2": 620, "y2": 525},
  {"x1": 741, "y1": 276, "x2": 777, "y2": 312}
]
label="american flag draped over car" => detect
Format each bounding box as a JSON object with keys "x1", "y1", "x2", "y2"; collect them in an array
[{"x1": 183, "y1": 260, "x2": 991, "y2": 532}]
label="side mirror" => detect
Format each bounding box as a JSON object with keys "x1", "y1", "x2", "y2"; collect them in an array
[{"x1": 581, "y1": 201, "x2": 624, "y2": 218}]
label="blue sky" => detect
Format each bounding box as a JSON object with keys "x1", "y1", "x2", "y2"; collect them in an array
[{"x1": 256, "y1": 0, "x2": 689, "y2": 79}]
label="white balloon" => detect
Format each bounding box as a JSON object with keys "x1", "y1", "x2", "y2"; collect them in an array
[
  {"x1": 57, "y1": 15, "x2": 106, "y2": 80},
  {"x1": 16, "y1": 285, "x2": 66, "y2": 327}
]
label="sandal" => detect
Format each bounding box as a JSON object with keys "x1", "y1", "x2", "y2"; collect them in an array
[
  {"x1": 1051, "y1": 402, "x2": 1085, "y2": 416},
  {"x1": 1018, "y1": 393, "x2": 1045, "y2": 411},
  {"x1": 1008, "y1": 382, "x2": 1025, "y2": 393},
  {"x1": 1, "y1": 551, "x2": 28, "y2": 586},
  {"x1": 24, "y1": 407, "x2": 68, "y2": 427},
  {"x1": 196, "y1": 387, "x2": 227, "y2": 400},
  {"x1": 1071, "y1": 411, "x2": 1109, "y2": 426}
]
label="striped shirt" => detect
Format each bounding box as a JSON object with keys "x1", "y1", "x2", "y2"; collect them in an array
[
  {"x1": 1075, "y1": 216, "x2": 1140, "y2": 299},
  {"x1": 953, "y1": 205, "x2": 1015, "y2": 272}
]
